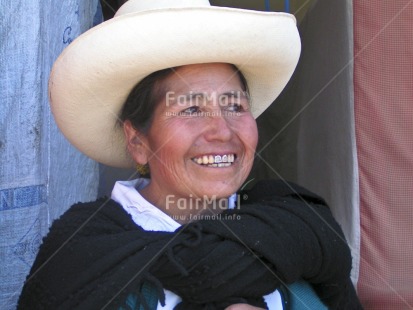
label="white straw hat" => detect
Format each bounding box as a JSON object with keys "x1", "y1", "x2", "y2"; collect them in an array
[{"x1": 49, "y1": 0, "x2": 301, "y2": 168}]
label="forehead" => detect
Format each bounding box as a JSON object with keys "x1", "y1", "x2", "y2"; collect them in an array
[
  {"x1": 161, "y1": 63, "x2": 242, "y2": 91},
  {"x1": 174, "y1": 63, "x2": 236, "y2": 74}
]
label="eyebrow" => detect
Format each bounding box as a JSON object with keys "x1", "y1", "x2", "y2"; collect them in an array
[
  {"x1": 183, "y1": 90, "x2": 249, "y2": 100},
  {"x1": 185, "y1": 92, "x2": 207, "y2": 100},
  {"x1": 166, "y1": 90, "x2": 250, "y2": 108},
  {"x1": 220, "y1": 91, "x2": 249, "y2": 99}
]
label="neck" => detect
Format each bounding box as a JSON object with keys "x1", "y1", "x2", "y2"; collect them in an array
[{"x1": 140, "y1": 186, "x2": 230, "y2": 224}]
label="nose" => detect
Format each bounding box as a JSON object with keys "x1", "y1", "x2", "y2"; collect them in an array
[{"x1": 203, "y1": 113, "x2": 233, "y2": 142}]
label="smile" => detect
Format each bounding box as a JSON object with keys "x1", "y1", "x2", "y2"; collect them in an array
[{"x1": 192, "y1": 154, "x2": 236, "y2": 167}]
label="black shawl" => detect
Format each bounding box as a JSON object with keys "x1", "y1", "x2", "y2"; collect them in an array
[{"x1": 17, "y1": 180, "x2": 362, "y2": 309}]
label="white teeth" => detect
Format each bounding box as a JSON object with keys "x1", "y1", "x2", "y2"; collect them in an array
[
  {"x1": 210, "y1": 163, "x2": 231, "y2": 168},
  {"x1": 218, "y1": 163, "x2": 231, "y2": 167},
  {"x1": 193, "y1": 154, "x2": 236, "y2": 167}
]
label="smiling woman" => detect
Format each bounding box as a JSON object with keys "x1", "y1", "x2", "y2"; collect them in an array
[
  {"x1": 17, "y1": 0, "x2": 362, "y2": 309},
  {"x1": 122, "y1": 64, "x2": 258, "y2": 221}
]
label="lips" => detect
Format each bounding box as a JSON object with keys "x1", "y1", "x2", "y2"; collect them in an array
[{"x1": 192, "y1": 154, "x2": 236, "y2": 167}]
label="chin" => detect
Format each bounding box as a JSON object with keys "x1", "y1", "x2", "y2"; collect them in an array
[{"x1": 195, "y1": 184, "x2": 238, "y2": 200}]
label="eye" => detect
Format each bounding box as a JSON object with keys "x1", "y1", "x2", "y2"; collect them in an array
[
  {"x1": 223, "y1": 99, "x2": 250, "y2": 114},
  {"x1": 226, "y1": 103, "x2": 245, "y2": 113},
  {"x1": 181, "y1": 106, "x2": 201, "y2": 115},
  {"x1": 219, "y1": 92, "x2": 250, "y2": 114}
]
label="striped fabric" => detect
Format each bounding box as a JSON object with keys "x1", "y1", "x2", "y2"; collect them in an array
[{"x1": 354, "y1": 1, "x2": 413, "y2": 309}]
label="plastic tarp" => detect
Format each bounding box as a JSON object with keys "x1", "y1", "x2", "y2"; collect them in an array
[{"x1": 0, "y1": 1, "x2": 101, "y2": 309}]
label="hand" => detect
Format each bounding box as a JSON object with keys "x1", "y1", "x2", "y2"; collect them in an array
[{"x1": 225, "y1": 304, "x2": 266, "y2": 310}]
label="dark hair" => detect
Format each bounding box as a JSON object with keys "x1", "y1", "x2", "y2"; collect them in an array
[
  {"x1": 119, "y1": 64, "x2": 249, "y2": 133},
  {"x1": 119, "y1": 67, "x2": 175, "y2": 133}
]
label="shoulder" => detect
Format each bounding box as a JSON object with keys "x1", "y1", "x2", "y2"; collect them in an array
[
  {"x1": 39, "y1": 198, "x2": 138, "y2": 251},
  {"x1": 18, "y1": 199, "x2": 145, "y2": 309},
  {"x1": 239, "y1": 179, "x2": 326, "y2": 206},
  {"x1": 57, "y1": 197, "x2": 135, "y2": 228},
  {"x1": 29, "y1": 198, "x2": 141, "y2": 275}
]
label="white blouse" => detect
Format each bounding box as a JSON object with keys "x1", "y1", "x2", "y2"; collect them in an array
[{"x1": 111, "y1": 179, "x2": 282, "y2": 310}]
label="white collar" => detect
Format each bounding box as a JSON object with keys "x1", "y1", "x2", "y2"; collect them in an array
[
  {"x1": 111, "y1": 178, "x2": 181, "y2": 232},
  {"x1": 111, "y1": 178, "x2": 238, "y2": 232}
]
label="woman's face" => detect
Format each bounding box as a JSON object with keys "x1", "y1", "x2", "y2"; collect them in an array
[{"x1": 127, "y1": 63, "x2": 258, "y2": 210}]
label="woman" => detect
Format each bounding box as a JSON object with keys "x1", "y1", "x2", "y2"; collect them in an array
[
  {"x1": 121, "y1": 63, "x2": 257, "y2": 223},
  {"x1": 18, "y1": 0, "x2": 362, "y2": 309}
]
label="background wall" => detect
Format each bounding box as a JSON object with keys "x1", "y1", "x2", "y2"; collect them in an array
[{"x1": 0, "y1": 1, "x2": 101, "y2": 309}]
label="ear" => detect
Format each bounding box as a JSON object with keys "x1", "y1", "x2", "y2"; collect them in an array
[{"x1": 123, "y1": 120, "x2": 150, "y2": 165}]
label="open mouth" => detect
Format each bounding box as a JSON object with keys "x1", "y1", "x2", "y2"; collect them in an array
[{"x1": 192, "y1": 154, "x2": 236, "y2": 167}]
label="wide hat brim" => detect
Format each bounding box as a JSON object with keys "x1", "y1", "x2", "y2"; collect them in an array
[{"x1": 49, "y1": 6, "x2": 301, "y2": 168}]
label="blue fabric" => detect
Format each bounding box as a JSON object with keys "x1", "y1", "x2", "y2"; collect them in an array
[
  {"x1": 284, "y1": 0, "x2": 290, "y2": 13},
  {"x1": 287, "y1": 281, "x2": 328, "y2": 310},
  {"x1": 117, "y1": 281, "x2": 327, "y2": 310},
  {"x1": 0, "y1": 186, "x2": 49, "y2": 309},
  {"x1": 265, "y1": 0, "x2": 271, "y2": 11},
  {"x1": 0, "y1": 186, "x2": 47, "y2": 211},
  {"x1": 0, "y1": 1, "x2": 101, "y2": 309},
  {"x1": 118, "y1": 283, "x2": 159, "y2": 310}
]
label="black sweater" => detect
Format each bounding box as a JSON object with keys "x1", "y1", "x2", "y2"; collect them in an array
[{"x1": 17, "y1": 180, "x2": 363, "y2": 309}]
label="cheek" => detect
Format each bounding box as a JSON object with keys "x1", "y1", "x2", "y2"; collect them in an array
[
  {"x1": 240, "y1": 118, "x2": 259, "y2": 154},
  {"x1": 148, "y1": 128, "x2": 191, "y2": 170}
]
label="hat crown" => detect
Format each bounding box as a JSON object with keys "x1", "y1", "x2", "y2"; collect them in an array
[{"x1": 115, "y1": 0, "x2": 211, "y2": 17}]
